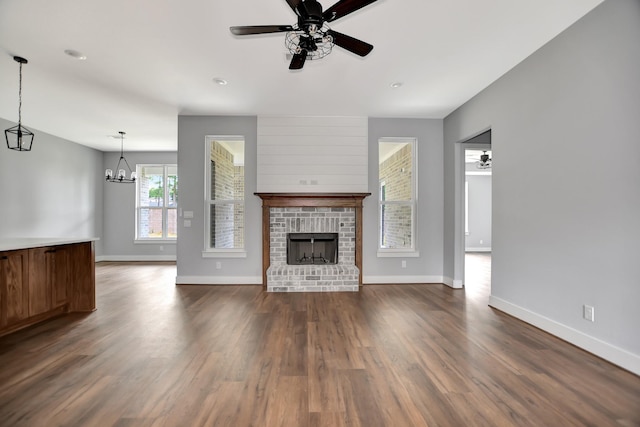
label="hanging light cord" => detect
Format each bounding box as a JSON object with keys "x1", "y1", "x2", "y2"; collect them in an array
[
  {"x1": 17, "y1": 61, "x2": 23, "y2": 127},
  {"x1": 119, "y1": 133, "x2": 134, "y2": 172}
]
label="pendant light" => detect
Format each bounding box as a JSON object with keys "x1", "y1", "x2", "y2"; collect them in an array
[
  {"x1": 105, "y1": 131, "x2": 137, "y2": 183},
  {"x1": 5, "y1": 56, "x2": 35, "y2": 151}
]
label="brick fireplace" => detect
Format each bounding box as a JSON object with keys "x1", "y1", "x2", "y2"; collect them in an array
[{"x1": 255, "y1": 193, "x2": 370, "y2": 292}]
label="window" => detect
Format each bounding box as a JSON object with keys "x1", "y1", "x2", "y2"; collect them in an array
[
  {"x1": 136, "y1": 164, "x2": 178, "y2": 240},
  {"x1": 378, "y1": 138, "x2": 418, "y2": 256},
  {"x1": 204, "y1": 136, "x2": 245, "y2": 256}
]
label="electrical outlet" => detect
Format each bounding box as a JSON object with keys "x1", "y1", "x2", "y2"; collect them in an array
[
  {"x1": 583, "y1": 305, "x2": 595, "y2": 322},
  {"x1": 216, "y1": 261, "x2": 222, "y2": 270},
  {"x1": 401, "y1": 260, "x2": 406, "y2": 268},
  {"x1": 159, "y1": 246, "x2": 164, "y2": 251}
]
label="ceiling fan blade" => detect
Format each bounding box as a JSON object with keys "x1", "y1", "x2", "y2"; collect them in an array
[
  {"x1": 289, "y1": 50, "x2": 308, "y2": 70},
  {"x1": 284, "y1": 0, "x2": 302, "y2": 16},
  {"x1": 327, "y1": 30, "x2": 373, "y2": 56},
  {"x1": 323, "y1": 0, "x2": 379, "y2": 22},
  {"x1": 230, "y1": 25, "x2": 294, "y2": 36}
]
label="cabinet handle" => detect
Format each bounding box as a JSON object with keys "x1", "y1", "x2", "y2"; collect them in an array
[
  {"x1": 0, "y1": 256, "x2": 7, "y2": 260},
  {"x1": 45, "y1": 249, "x2": 57, "y2": 254}
]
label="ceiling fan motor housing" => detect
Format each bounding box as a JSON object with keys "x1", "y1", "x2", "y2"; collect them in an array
[{"x1": 230, "y1": 0, "x2": 378, "y2": 69}]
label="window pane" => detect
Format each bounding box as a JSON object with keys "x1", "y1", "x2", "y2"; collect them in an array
[
  {"x1": 380, "y1": 204, "x2": 413, "y2": 249},
  {"x1": 378, "y1": 141, "x2": 412, "y2": 201},
  {"x1": 210, "y1": 140, "x2": 244, "y2": 201},
  {"x1": 209, "y1": 203, "x2": 244, "y2": 249},
  {"x1": 140, "y1": 167, "x2": 164, "y2": 207},
  {"x1": 138, "y1": 208, "x2": 164, "y2": 239},
  {"x1": 167, "y1": 208, "x2": 177, "y2": 238},
  {"x1": 167, "y1": 170, "x2": 178, "y2": 208}
]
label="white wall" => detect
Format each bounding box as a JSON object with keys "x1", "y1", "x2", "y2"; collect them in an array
[
  {"x1": 257, "y1": 116, "x2": 368, "y2": 193},
  {"x1": 443, "y1": 0, "x2": 640, "y2": 373},
  {"x1": 364, "y1": 118, "x2": 444, "y2": 283},
  {"x1": 0, "y1": 118, "x2": 104, "y2": 255},
  {"x1": 101, "y1": 151, "x2": 177, "y2": 261}
]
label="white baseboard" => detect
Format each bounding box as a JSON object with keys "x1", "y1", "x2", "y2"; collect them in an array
[
  {"x1": 363, "y1": 275, "x2": 445, "y2": 285},
  {"x1": 441, "y1": 276, "x2": 463, "y2": 289},
  {"x1": 96, "y1": 255, "x2": 176, "y2": 262},
  {"x1": 176, "y1": 275, "x2": 262, "y2": 285},
  {"x1": 489, "y1": 295, "x2": 640, "y2": 376},
  {"x1": 465, "y1": 247, "x2": 492, "y2": 252}
]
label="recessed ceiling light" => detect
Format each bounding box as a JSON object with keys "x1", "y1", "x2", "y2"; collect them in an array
[
  {"x1": 213, "y1": 78, "x2": 228, "y2": 86},
  {"x1": 64, "y1": 49, "x2": 87, "y2": 60},
  {"x1": 390, "y1": 82, "x2": 403, "y2": 89}
]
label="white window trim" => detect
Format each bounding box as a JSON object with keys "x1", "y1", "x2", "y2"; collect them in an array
[
  {"x1": 203, "y1": 135, "x2": 246, "y2": 258},
  {"x1": 135, "y1": 164, "x2": 177, "y2": 242},
  {"x1": 377, "y1": 137, "x2": 419, "y2": 257}
]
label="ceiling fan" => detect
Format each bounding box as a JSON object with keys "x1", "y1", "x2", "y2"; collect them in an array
[
  {"x1": 230, "y1": 0, "x2": 379, "y2": 70},
  {"x1": 476, "y1": 151, "x2": 492, "y2": 169}
]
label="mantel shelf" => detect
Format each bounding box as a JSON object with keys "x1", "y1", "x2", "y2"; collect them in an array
[{"x1": 255, "y1": 193, "x2": 371, "y2": 208}]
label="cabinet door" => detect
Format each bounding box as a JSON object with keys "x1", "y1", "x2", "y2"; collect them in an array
[
  {"x1": 0, "y1": 250, "x2": 30, "y2": 327},
  {"x1": 28, "y1": 247, "x2": 53, "y2": 316},
  {"x1": 52, "y1": 246, "x2": 69, "y2": 308}
]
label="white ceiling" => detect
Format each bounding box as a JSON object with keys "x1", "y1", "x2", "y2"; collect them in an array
[{"x1": 0, "y1": 0, "x2": 603, "y2": 152}]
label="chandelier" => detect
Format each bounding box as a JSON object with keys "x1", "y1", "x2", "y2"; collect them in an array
[
  {"x1": 105, "y1": 131, "x2": 137, "y2": 183},
  {"x1": 5, "y1": 56, "x2": 35, "y2": 151}
]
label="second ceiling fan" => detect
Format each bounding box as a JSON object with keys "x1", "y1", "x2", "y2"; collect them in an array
[{"x1": 230, "y1": 0, "x2": 379, "y2": 70}]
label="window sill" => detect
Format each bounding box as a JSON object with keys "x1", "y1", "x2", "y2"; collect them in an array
[
  {"x1": 202, "y1": 250, "x2": 247, "y2": 259},
  {"x1": 377, "y1": 250, "x2": 420, "y2": 258},
  {"x1": 134, "y1": 240, "x2": 177, "y2": 245}
]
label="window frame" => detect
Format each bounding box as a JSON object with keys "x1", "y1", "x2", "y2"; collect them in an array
[
  {"x1": 135, "y1": 164, "x2": 178, "y2": 242},
  {"x1": 377, "y1": 137, "x2": 419, "y2": 258},
  {"x1": 203, "y1": 135, "x2": 246, "y2": 258}
]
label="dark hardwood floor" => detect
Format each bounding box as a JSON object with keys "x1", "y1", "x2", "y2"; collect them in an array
[{"x1": 0, "y1": 258, "x2": 638, "y2": 426}]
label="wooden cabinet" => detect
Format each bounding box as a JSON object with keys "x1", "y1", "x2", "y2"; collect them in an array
[
  {"x1": 0, "y1": 250, "x2": 29, "y2": 328},
  {"x1": 0, "y1": 241, "x2": 95, "y2": 337}
]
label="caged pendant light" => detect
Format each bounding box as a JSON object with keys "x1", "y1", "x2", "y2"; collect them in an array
[
  {"x1": 5, "y1": 56, "x2": 35, "y2": 151},
  {"x1": 105, "y1": 131, "x2": 137, "y2": 183}
]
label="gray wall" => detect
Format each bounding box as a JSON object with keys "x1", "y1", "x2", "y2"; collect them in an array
[
  {"x1": 465, "y1": 174, "x2": 492, "y2": 251},
  {"x1": 444, "y1": 0, "x2": 640, "y2": 371},
  {"x1": 365, "y1": 118, "x2": 444, "y2": 282},
  {"x1": 0, "y1": 118, "x2": 104, "y2": 255},
  {"x1": 176, "y1": 115, "x2": 261, "y2": 282},
  {"x1": 102, "y1": 151, "x2": 177, "y2": 260}
]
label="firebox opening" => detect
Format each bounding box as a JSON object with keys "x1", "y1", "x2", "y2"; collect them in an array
[{"x1": 287, "y1": 233, "x2": 338, "y2": 265}]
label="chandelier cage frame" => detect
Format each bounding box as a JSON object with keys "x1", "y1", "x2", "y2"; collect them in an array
[
  {"x1": 105, "y1": 131, "x2": 137, "y2": 183},
  {"x1": 5, "y1": 56, "x2": 35, "y2": 152}
]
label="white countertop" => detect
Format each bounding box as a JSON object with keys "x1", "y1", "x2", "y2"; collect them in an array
[{"x1": 0, "y1": 237, "x2": 99, "y2": 252}]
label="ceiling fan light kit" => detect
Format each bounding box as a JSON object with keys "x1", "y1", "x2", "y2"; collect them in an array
[{"x1": 230, "y1": 0, "x2": 378, "y2": 70}]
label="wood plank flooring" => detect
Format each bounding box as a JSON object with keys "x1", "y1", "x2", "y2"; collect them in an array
[{"x1": 0, "y1": 257, "x2": 638, "y2": 426}]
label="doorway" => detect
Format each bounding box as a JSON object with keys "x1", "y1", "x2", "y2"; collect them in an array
[{"x1": 460, "y1": 131, "x2": 492, "y2": 291}]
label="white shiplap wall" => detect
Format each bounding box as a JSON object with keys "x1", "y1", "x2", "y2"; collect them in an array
[{"x1": 257, "y1": 116, "x2": 368, "y2": 193}]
